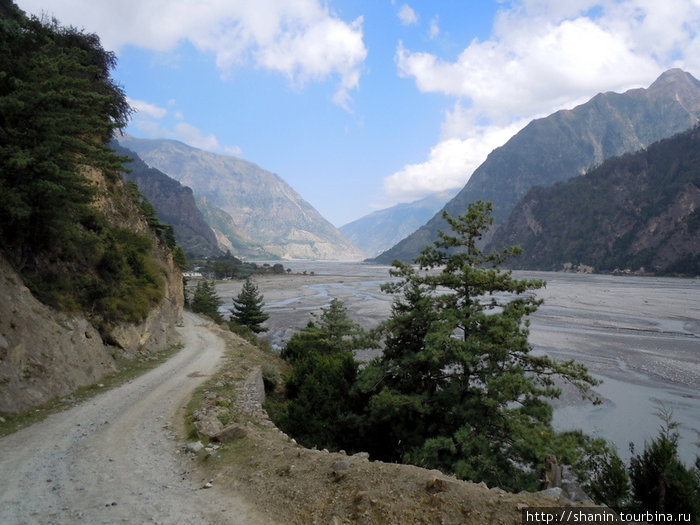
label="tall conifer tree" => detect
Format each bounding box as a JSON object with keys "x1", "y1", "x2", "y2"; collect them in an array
[
  {"x1": 357, "y1": 200, "x2": 602, "y2": 490},
  {"x1": 230, "y1": 278, "x2": 269, "y2": 333}
]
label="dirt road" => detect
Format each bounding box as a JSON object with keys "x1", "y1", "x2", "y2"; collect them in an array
[{"x1": 0, "y1": 312, "x2": 269, "y2": 525}]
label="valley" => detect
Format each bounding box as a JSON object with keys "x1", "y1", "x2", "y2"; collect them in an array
[
  {"x1": 214, "y1": 262, "x2": 700, "y2": 465},
  {"x1": 2, "y1": 2, "x2": 698, "y2": 519}
]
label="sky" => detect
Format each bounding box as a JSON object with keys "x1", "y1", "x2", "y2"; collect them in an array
[{"x1": 14, "y1": 0, "x2": 700, "y2": 227}]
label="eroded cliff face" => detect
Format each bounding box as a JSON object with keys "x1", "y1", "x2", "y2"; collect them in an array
[
  {"x1": 0, "y1": 167, "x2": 184, "y2": 413},
  {"x1": 0, "y1": 256, "x2": 114, "y2": 412}
]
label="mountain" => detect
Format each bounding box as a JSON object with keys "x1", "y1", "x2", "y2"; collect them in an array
[
  {"x1": 373, "y1": 69, "x2": 700, "y2": 263},
  {"x1": 195, "y1": 196, "x2": 277, "y2": 258},
  {"x1": 339, "y1": 191, "x2": 456, "y2": 257},
  {"x1": 112, "y1": 142, "x2": 221, "y2": 258},
  {"x1": 488, "y1": 126, "x2": 700, "y2": 275},
  {"x1": 117, "y1": 137, "x2": 362, "y2": 260}
]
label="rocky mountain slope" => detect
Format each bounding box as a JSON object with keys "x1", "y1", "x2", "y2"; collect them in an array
[
  {"x1": 113, "y1": 142, "x2": 221, "y2": 258},
  {"x1": 340, "y1": 191, "x2": 455, "y2": 257},
  {"x1": 374, "y1": 69, "x2": 700, "y2": 263},
  {"x1": 194, "y1": 196, "x2": 274, "y2": 258},
  {"x1": 488, "y1": 126, "x2": 700, "y2": 275},
  {"x1": 118, "y1": 137, "x2": 362, "y2": 260},
  {"x1": 0, "y1": 165, "x2": 184, "y2": 413}
]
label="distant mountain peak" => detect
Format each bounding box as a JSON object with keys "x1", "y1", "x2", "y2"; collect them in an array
[
  {"x1": 340, "y1": 191, "x2": 456, "y2": 258},
  {"x1": 649, "y1": 68, "x2": 698, "y2": 88}
]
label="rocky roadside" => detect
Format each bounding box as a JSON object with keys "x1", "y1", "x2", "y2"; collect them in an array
[{"x1": 183, "y1": 323, "x2": 600, "y2": 525}]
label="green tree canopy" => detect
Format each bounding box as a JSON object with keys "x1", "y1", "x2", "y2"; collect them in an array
[
  {"x1": 0, "y1": 4, "x2": 131, "y2": 266},
  {"x1": 190, "y1": 280, "x2": 222, "y2": 322},
  {"x1": 355, "y1": 201, "x2": 602, "y2": 490},
  {"x1": 0, "y1": 3, "x2": 186, "y2": 329},
  {"x1": 230, "y1": 278, "x2": 269, "y2": 333},
  {"x1": 628, "y1": 410, "x2": 700, "y2": 518},
  {"x1": 276, "y1": 298, "x2": 373, "y2": 450}
]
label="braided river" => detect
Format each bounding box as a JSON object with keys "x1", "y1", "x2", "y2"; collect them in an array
[{"x1": 216, "y1": 262, "x2": 699, "y2": 465}]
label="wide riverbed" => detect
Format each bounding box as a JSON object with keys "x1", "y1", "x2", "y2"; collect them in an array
[{"x1": 215, "y1": 262, "x2": 699, "y2": 464}]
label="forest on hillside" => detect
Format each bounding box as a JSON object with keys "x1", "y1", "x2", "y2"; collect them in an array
[
  {"x1": 0, "y1": 1, "x2": 184, "y2": 332},
  {"x1": 490, "y1": 126, "x2": 700, "y2": 276}
]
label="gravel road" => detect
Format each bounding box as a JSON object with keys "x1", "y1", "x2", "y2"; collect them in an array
[{"x1": 0, "y1": 312, "x2": 269, "y2": 525}]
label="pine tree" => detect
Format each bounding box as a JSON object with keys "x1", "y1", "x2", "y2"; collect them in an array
[
  {"x1": 0, "y1": 7, "x2": 131, "y2": 266},
  {"x1": 628, "y1": 408, "x2": 700, "y2": 519},
  {"x1": 587, "y1": 449, "x2": 631, "y2": 509},
  {"x1": 279, "y1": 298, "x2": 367, "y2": 450},
  {"x1": 230, "y1": 278, "x2": 269, "y2": 333},
  {"x1": 356, "y1": 201, "x2": 602, "y2": 490},
  {"x1": 190, "y1": 280, "x2": 222, "y2": 322}
]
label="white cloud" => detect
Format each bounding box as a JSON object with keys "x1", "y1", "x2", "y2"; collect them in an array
[
  {"x1": 128, "y1": 100, "x2": 242, "y2": 156},
  {"x1": 16, "y1": 0, "x2": 367, "y2": 109},
  {"x1": 398, "y1": 4, "x2": 418, "y2": 26},
  {"x1": 384, "y1": 119, "x2": 527, "y2": 202},
  {"x1": 396, "y1": 16, "x2": 660, "y2": 121},
  {"x1": 127, "y1": 98, "x2": 167, "y2": 119},
  {"x1": 385, "y1": 0, "x2": 700, "y2": 203},
  {"x1": 429, "y1": 16, "x2": 440, "y2": 39},
  {"x1": 172, "y1": 122, "x2": 225, "y2": 153}
]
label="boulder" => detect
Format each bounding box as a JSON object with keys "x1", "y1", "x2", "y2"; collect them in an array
[{"x1": 214, "y1": 423, "x2": 247, "y2": 442}]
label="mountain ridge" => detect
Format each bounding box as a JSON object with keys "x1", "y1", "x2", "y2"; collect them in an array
[
  {"x1": 373, "y1": 68, "x2": 700, "y2": 264},
  {"x1": 488, "y1": 126, "x2": 700, "y2": 275},
  {"x1": 112, "y1": 142, "x2": 222, "y2": 258},
  {"x1": 118, "y1": 136, "x2": 362, "y2": 260},
  {"x1": 340, "y1": 191, "x2": 456, "y2": 257}
]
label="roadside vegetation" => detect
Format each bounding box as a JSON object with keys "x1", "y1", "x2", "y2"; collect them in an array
[
  {"x1": 187, "y1": 274, "x2": 271, "y2": 345},
  {"x1": 587, "y1": 406, "x2": 699, "y2": 518}
]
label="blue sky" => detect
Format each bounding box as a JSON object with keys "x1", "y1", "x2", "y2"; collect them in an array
[{"x1": 15, "y1": 0, "x2": 700, "y2": 227}]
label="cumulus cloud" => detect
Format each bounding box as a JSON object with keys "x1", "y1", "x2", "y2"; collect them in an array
[
  {"x1": 17, "y1": 0, "x2": 367, "y2": 109},
  {"x1": 383, "y1": 118, "x2": 528, "y2": 202},
  {"x1": 398, "y1": 4, "x2": 418, "y2": 26},
  {"x1": 386, "y1": 0, "x2": 700, "y2": 203},
  {"x1": 128, "y1": 99, "x2": 242, "y2": 156}
]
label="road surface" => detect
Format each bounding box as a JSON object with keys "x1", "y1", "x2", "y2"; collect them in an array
[{"x1": 0, "y1": 312, "x2": 268, "y2": 524}]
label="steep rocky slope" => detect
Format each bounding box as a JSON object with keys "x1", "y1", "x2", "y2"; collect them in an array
[
  {"x1": 0, "y1": 165, "x2": 184, "y2": 413},
  {"x1": 488, "y1": 127, "x2": 700, "y2": 275},
  {"x1": 0, "y1": 256, "x2": 116, "y2": 413},
  {"x1": 374, "y1": 69, "x2": 700, "y2": 263},
  {"x1": 113, "y1": 143, "x2": 221, "y2": 258},
  {"x1": 0, "y1": 250, "x2": 183, "y2": 412},
  {"x1": 195, "y1": 196, "x2": 276, "y2": 258},
  {"x1": 118, "y1": 136, "x2": 362, "y2": 260}
]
